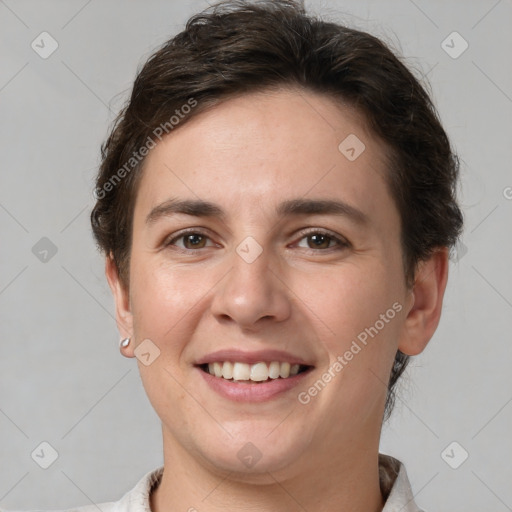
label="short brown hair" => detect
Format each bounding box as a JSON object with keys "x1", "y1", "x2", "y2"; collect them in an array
[{"x1": 91, "y1": 0, "x2": 463, "y2": 419}]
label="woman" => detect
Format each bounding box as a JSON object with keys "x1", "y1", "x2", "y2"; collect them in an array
[{"x1": 22, "y1": 0, "x2": 465, "y2": 510}]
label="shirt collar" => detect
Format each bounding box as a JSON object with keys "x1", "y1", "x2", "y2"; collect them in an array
[
  {"x1": 379, "y1": 454, "x2": 424, "y2": 512},
  {"x1": 116, "y1": 454, "x2": 422, "y2": 512}
]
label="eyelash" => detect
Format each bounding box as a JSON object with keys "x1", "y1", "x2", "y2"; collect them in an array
[{"x1": 163, "y1": 228, "x2": 350, "y2": 254}]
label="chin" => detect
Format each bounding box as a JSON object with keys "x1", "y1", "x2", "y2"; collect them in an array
[{"x1": 191, "y1": 421, "x2": 314, "y2": 479}]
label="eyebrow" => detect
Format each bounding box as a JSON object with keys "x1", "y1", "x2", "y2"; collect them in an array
[{"x1": 145, "y1": 197, "x2": 369, "y2": 226}]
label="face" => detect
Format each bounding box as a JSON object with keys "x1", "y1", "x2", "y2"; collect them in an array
[{"x1": 112, "y1": 88, "x2": 418, "y2": 480}]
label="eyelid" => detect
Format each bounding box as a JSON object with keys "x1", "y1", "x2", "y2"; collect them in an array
[
  {"x1": 292, "y1": 227, "x2": 351, "y2": 250},
  {"x1": 163, "y1": 226, "x2": 350, "y2": 252},
  {"x1": 163, "y1": 227, "x2": 216, "y2": 250}
]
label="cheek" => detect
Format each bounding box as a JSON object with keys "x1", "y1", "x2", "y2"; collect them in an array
[
  {"x1": 130, "y1": 256, "x2": 206, "y2": 330},
  {"x1": 296, "y1": 262, "x2": 403, "y2": 343},
  {"x1": 300, "y1": 262, "x2": 405, "y2": 394}
]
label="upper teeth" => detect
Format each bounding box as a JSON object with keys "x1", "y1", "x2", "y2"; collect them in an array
[{"x1": 207, "y1": 361, "x2": 301, "y2": 381}]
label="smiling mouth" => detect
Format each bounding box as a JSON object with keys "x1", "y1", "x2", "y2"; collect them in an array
[{"x1": 198, "y1": 361, "x2": 313, "y2": 383}]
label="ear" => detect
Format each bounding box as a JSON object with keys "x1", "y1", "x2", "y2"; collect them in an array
[
  {"x1": 105, "y1": 254, "x2": 135, "y2": 358},
  {"x1": 398, "y1": 248, "x2": 449, "y2": 356}
]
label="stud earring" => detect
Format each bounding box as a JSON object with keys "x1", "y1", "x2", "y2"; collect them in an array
[{"x1": 120, "y1": 337, "x2": 131, "y2": 349}]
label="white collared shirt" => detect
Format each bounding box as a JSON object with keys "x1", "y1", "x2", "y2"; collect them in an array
[{"x1": 1, "y1": 454, "x2": 424, "y2": 512}]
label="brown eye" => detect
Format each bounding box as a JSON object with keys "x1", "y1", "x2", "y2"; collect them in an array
[
  {"x1": 165, "y1": 230, "x2": 214, "y2": 251},
  {"x1": 306, "y1": 233, "x2": 333, "y2": 249},
  {"x1": 181, "y1": 233, "x2": 207, "y2": 249},
  {"x1": 296, "y1": 229, "x2": 350, "y2": 252}
]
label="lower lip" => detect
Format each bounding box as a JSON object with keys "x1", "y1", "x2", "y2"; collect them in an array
[{"x1": 196, "y1": 366, "x2": 313, "y2": 402}]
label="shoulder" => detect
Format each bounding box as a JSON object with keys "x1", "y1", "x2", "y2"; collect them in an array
[{"x1": 0, "y1": 466, "x2": 164, "y2": 512}]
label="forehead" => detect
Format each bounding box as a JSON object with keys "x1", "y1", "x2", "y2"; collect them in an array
[{"x1": 134, "y1": 88, "x2": 396, "y2": 229}]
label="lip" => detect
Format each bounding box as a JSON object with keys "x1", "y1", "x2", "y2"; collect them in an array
[
  {"x1": 195, "y1": 348, "x2": 313, "y2": 366},
  {"x1": 196, "y1": 365, "x2": 314, "y2": 402}
]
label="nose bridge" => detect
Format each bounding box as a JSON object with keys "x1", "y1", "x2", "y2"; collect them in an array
[
  {"x1": 211, "y1": 236, "x2": 291, "y2": 327},
  {"x1": 233, "y1": 237, "x2": 274, "y2": 289}
]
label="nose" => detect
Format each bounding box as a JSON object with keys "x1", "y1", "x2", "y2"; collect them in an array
[{"x1": 210, "y1": 245, "x2": 292, "y2": 331}]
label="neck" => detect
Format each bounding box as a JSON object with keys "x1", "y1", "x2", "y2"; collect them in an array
[{"x1": 150, "y1": 431, "x2": 385, "y2": 512}]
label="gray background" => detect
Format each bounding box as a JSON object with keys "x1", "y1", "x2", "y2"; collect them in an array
[{"x1": 1, "y1": 0, "x2": 511, "y2": 510}]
